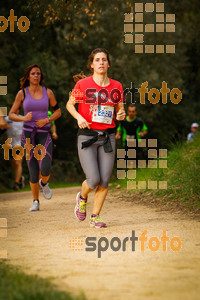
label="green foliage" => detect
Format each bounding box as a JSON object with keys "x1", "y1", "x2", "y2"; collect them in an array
[
  {"x1": 117, "y1": 134, "x2": 200, "y2": 210},
  {"x1": 164, "y1": 135, "x2": 200, "y2": 207},
  {"x1": 0, "y1": 0, "x2": 199, "y2": 189},
  {"x1": 0, "y1": 261, "x2": 85, "y2": 300}
]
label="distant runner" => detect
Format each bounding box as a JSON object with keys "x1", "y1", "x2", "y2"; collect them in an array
[
  {"x1": 187, "y1": 122, "x2": 199, "y2": 142},
  {"x1": 115, "y1": 104, "x2": 148, "y2": 147},
  {"x1": 5, "y1": 109, "x2": 25, "y2": 190},
  {"x1": 9, "y1": 64, "x2": 61, "y2": 211}
]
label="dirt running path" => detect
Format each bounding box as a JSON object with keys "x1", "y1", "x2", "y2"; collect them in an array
[{"x1": 1, "y1": 187, "x2": 200, "y2": 300}]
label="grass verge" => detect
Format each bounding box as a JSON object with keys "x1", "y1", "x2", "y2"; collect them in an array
[
  {"x1": 0, "y1": 182, "x2": 81, "y2": 194},
  {"x1": 0, "y1": 261, "x2": 85, "y2": 300},
  {"x1": 111, "y1": 135, "x2": 200, "y2": 212}
]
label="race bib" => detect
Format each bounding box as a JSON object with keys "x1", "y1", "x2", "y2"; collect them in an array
[{"x1": 92, "y1": 105, "x2": 114, "y2": 124}]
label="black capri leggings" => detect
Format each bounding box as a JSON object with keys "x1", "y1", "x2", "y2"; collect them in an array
[{"x1": 21, "y1": 130, "x2": 53, "y2": 183}]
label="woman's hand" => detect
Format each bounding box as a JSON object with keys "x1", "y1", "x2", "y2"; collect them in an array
[
  {"x1": 23, "y1": 112, "x2": 32, "y2": 121},
  {"x1": 138, "y1": 132, "x2": 145, "y2": 137},
  {"x1": 116, "y1": 108, "x2": 126, "y2": 121},
  {"x1": 77, "y1": 115, "x2": 91, "y2": 129},
  {"x1": 115, "y1": 131, "x2": 121, "y2": 140},
  {"x1": 52, "y1": 132, "x2": 58, "y2": 140},
  {"x1": 35, "y1": 118, "x2": 48, "y2": 128}
]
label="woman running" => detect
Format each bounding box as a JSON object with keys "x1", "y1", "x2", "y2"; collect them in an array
[
  {"x1": 5, "y1": 108, "x2": 25, "y2": 191},
  {"x1": 9, "y1": 64, "x2": 61, "y2": 211},
  {"x1": 67, "y1": 48, "x2": 125, "y2": 228}
]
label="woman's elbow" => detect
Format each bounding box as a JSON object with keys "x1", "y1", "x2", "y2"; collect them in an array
[
  {"x1": 8, "y1": 112, "x2": 13, "y2": 120},
  {"x1": 66, "y1": 101, "x2": 70, "y2": 112}
]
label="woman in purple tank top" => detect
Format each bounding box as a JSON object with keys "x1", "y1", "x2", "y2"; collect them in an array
[{"x1": 9, "y1": 64, "x2": 61, "y2": 212}]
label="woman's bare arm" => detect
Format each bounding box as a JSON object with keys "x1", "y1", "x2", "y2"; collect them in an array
[
  {"x1": 66, "y1": 95, "x2": 91, "y2": 129},
  {"x1": 35, "y1": 89, "x2": 61, "y2": 128},
  {"x1": 9, "y1": 90, "x2": 32, "y2": 122},
  {"x1": 115, "y1": 102, "x2": 126, "y2": 121}
]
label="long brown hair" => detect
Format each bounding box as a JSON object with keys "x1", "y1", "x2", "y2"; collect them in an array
[
  {"x1": 73, "y1": 71, "x2": 87, "y2": 83},
  {"x1": 20, "y1": 64, "x2": 45, "y2": 89}
]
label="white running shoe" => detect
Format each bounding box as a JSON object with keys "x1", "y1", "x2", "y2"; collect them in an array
[
  {"x1": 29, "y1": 200, "x2": 39, "y2": 212},
  {"x1": 39, "y1": 179, "x2": 52, "y2": 199}
]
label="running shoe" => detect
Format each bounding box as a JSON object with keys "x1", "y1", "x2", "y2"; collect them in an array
[
  {"x1": 89, "y1": 215, "x2": 107, "y2": 228},
  {"x1": 13, "y1": 182, "x2": 20, "y2": 191},
  {"x1": 39, "y1": 179, "x2": 52, "y2": 199},
  {"x1": 29, "y1": 200, "x2": 39, "y2": 212},
  {"x1": 74, "y1": 192, "x2": 87, "y2": 221},
  {"x1": 19, "y1": 176, "x2": 25, "y2": 189}
]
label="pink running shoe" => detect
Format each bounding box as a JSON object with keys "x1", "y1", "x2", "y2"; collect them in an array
[
  {"x1": 74, "y1": 192, "x2": 87, "y2": 221},
  {"x1": 89, "y1": 215, "x2": 107, "y2": 228}
]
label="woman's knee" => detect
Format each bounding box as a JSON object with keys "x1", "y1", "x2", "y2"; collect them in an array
[
  {"x1": 12, "y1": 159, "x2": 20, "y2": 167},
  {"x1": 86, "y1": 175, "x2": 100, "y2": 189},
  {"x1": 41, "y1": 165, "x2": 51, "y2": 177},
  {"x1": 28, "y1": 158, "x2": 39, "y2": 183},
  {"x1": 40, "y1": 158, "x2": 51, "y2": 177},
  {"x1": 99, "y1": 179, "x2": 109, "y2": 189},
  {"x1": 29, "y1": 173, "x2": 39, "y2": 183}
]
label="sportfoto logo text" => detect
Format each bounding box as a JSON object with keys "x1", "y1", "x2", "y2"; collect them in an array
[
  {"x1": 69, "y1": 230, "x2": 182, "y2": 258},
  {"x1": 0, "y1": 9, "x2": 30, "y2": 33},
  {"x1": 71, "y1": 81, "x2": 182, "y2": 105}
]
